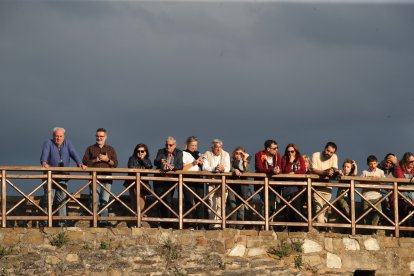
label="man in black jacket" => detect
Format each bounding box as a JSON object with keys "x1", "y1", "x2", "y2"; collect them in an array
[{"x1": 153, "y1": 136, "x2": 183, "y2": 228}]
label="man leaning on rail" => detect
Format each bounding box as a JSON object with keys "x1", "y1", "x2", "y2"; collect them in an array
[
  {"x1": 311, "y1": 141, "x2": 339, "y2": 226},
  {"x1": 40, "y1": 127, "x2": 87, "y2": 227},
  {"x1": 82, "y1": 128, "x2": 118, "y2": 227}
]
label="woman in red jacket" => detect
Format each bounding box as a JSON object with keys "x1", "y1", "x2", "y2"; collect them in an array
[{"x1": 280, "y1": 143, "x2": 306, "y2": 230}]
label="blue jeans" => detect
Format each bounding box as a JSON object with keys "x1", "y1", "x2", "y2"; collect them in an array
[
  {"x1": 42, "y1": 181, "x2": 67, "y2": 226},
  {"x1": 91, "y1": 181, "x2": 112, "y2": 220}
]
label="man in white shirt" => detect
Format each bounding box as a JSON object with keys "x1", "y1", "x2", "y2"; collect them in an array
[
  {"x1": 203, "y1": 139, "x2": 230, "y2": 229},
  {"x1": 361, "y1": 155, "x2": 385, "y2": 227},
  {"x1": 311, "y1": 142, "x2": 339, "y2": 224}
]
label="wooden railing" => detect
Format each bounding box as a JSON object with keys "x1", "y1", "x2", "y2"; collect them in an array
[{"x1": 1, "y1": 166, "x2": 414, "y2": 237}]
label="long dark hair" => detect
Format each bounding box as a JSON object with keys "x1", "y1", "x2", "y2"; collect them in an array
[
  {"x1": 283, "y1": 143, "x2": 302, "y2": 159},
  {"x1": 400, "y1": 152, "x2": 414, "y2": 168},
  {"x1": 133, "y1": 143, "x2": 150, "y2": 157}
]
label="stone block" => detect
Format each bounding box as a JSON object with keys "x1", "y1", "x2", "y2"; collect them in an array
[
  {"x1": 410, "y1": 261, "x2": 414, "y2": 272},
  {"x1": 288, "y1": 232, "x2": 307, "y2": 239},
  {"x1": 364, "y1": 238, "x2": 380, "y2": 251},
  {"x1": 250, "y1": 258, "x2": 277, "y2": 268},
  {"x1": 302, "y1": 255, "x2": 322, "y2": 267},
  {"x1": 380, "y1": 237, "x2": 399, "y2": 248},
  {"x1": 108, "y1": 270, "x2": 123, "y2": 276},
  {"x1": 208, "y1": 239, "x2": 225, "y2": 254},
  {"x1": 111, "y1": 227, "x2": 131, "y2": 236},
  {"x1": 246, "y1": 237, "x2": 261, "y2": 248},
  {"x1": 179, "y1": 234, "x2": 196, "y2": 246},
  {"x1": 67, "y1": 231, "x2": 84, "y2": 242},
  {"x1": 234, "y1": 235, "x2": 247, "y2": 245},
  {"x1": 66, "y1": 253, "x2": 80, "y2": 262},
  {"x1": 228, "y1": 244, "x2": 246, "y2": 257},
  {"x1": 399, "y1": 238, "x2": 414, "y2": 248},
  {"x1": 259, "y1": 231, "x2": 274, "y2": 236},
  {"x1": 332, "y1": 238, "x2": 343, "y2": 251},
  {"x1": 343, "y1": 237, "x2": 360, "y2": 251},
  {"x1": 3, "y1": 232, "x2": 20, "y2": 246},
  {"x1": 324, "y1": 238, "x2": 333, "y2": 252},
  {"x1": 195, "y1": 237, "x2": 208, "y2": 247},
  {"x1": 205, "y1": 230, "x2": 222, "y2": 239},
  {"x1": 89, "y1": 228, "x2": 108, "y2": 234},
  {"x1": 302, "y1": 239, "x2": 322, "y2": 254},
  {"x1": 225, "y1": 238, "x2": 235, "y2": 250},
  {"x1": 131, "y1": 228, "x2": 145, "y2": 236},
  {"x1": 259, "y1": 236, "x2": 275, "y2": 242},
  {"x1": 276, "y1": 232, "x2": 288, "y2": 240},
  {"x1": 342, "y1": 253, "x2": 377, "y2": 270},
  {"x1": 46, "y1": 255, "x2": 61, "y2": 265},
  {"x1": 22, "y1": 230, "x2": 44, "y2": 245},
  {"x1": 247, "y1": 248, "x2": 267, "y2": 257},
  {"x1": 239, "y1": 229, "x2": 258, "y2": 236},
  {"x1": 326, "y1": 252, "x2": 342, "y2": 269},
  {"x1": 223, "y1": 228, "x2": 237, "y2": 238}
]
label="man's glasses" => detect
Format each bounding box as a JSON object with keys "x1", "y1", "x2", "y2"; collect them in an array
[
  {"x1": 166, "y1": 144, "x2": 175, "y2": 147},
  {"x1": 270, "y1": 146, "x2": 278, "y2": 150}
]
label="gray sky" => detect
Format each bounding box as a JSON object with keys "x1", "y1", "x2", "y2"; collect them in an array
[{"x1": 1, "y1": 1, "x2": 414, "y2": 170}]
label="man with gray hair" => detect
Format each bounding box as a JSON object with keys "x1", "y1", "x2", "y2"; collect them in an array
[
  {"x1": 153, "y1": 136, "x2": 183, "y2": 228},
  {"x1": 40, "y1": 127, "x2": 86, "y2": 227},
  {"x1": 203, "y1": 139, "x2": 231, "y2": 229}
]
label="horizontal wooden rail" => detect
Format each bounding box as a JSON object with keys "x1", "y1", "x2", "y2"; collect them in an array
[{"x1": 1, "y1": 166, "x2": 413, "y2": 237}]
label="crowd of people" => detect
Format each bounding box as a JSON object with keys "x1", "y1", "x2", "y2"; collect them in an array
[{"x1": 39, "y1": 127, "x2": 414, "y2": 230}]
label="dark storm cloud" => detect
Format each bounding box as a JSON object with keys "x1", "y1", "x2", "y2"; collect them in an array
[{"x1": 0, "y1": 1, "x2": 413, "y2": 169}]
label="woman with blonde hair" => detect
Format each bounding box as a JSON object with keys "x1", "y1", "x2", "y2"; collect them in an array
[
  {"x1": 228, "y1": 146, "x2": 251, "y2": 229},
  {"x1": 182, "y1": 136, "x2": 205, "y2": 229}
]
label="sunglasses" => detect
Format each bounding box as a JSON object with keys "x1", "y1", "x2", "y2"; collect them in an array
[
  {"x1": 270, "y1": 146, "x2": 278, "y2": 150},
  {"x1": 409, "y1": 160, "x2": 414, "y2": 164},
  {"x1": 166, "y1": 144, "x2": 175, "y2": 147},
  {"x1": 235, "y1": 151, "x2": 243, "y2": 155},
  {"x1": 288, "y1": 150, "x2": 295, "y2": 153},
  {"x1": 137, "y1": 150, "x2": 146, "y2": 154}
]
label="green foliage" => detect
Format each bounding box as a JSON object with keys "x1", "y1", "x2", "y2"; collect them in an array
[
  {"x1": 160, "y1": 239, "x2": 187, "y2": 275},
  {"x1": 161, "y1": 239, "x2": 180, "y2": 264},
  {"x1": 50, "y1": 232, "x2": 68, "y2": 248},
  {"x1": 268, "y1": 241, "x2": 291, "y2": 258},
  {"x1": 0, "y1": 246, "x2": 8, "y2": 259},
  {"x1": 291, "y1": 240, "x2": 303, "y2": 253},
  {"x1": 100, "y1": 241, "x2": 108, "y2": 250},
  {"x1": 294, "y1": 255, "x2": 303, "y2": 268},
  {"x1": 216, "y1": 255, "x2": 225, "y2": 270}
]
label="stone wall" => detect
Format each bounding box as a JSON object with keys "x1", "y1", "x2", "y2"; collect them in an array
[{"x1": 1, "y1": 227, "x2": 414, "y2": 275}]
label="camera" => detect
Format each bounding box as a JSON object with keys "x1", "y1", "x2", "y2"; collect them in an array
[{"x1": 58, "y1": 161, "x2": 64, "y2": 167}]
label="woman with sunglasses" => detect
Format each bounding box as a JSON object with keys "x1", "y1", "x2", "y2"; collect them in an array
[
  {"x1": 280, "y1": 143, "x2": 306, "y2": 230},
  {"x1": 124, "y1": 143, "x2": 153, "y2": 226},
  {"x1": 228, "y1": 146, "x2": 251, "y2": 229},
  {"x1": 395, "y1": 152, "x2": 414, "y2": 226}
]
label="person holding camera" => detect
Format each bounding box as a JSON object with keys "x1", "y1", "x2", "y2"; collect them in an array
[
  {"x1": 40, "y1": 127, "x2": 86, "y2": 227},
  {"x1": 311, "y1": 142, "x2": 339, "y2": 225},
  {"x1": 182, "y1": 136, "x2": 205, "y2": 229},
  {"x1": 228, "y1": 146, "x2": 251, "y2": 229},
  {"x1": 82, "y1": 128, "x2": 118, "y2": 227}
]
